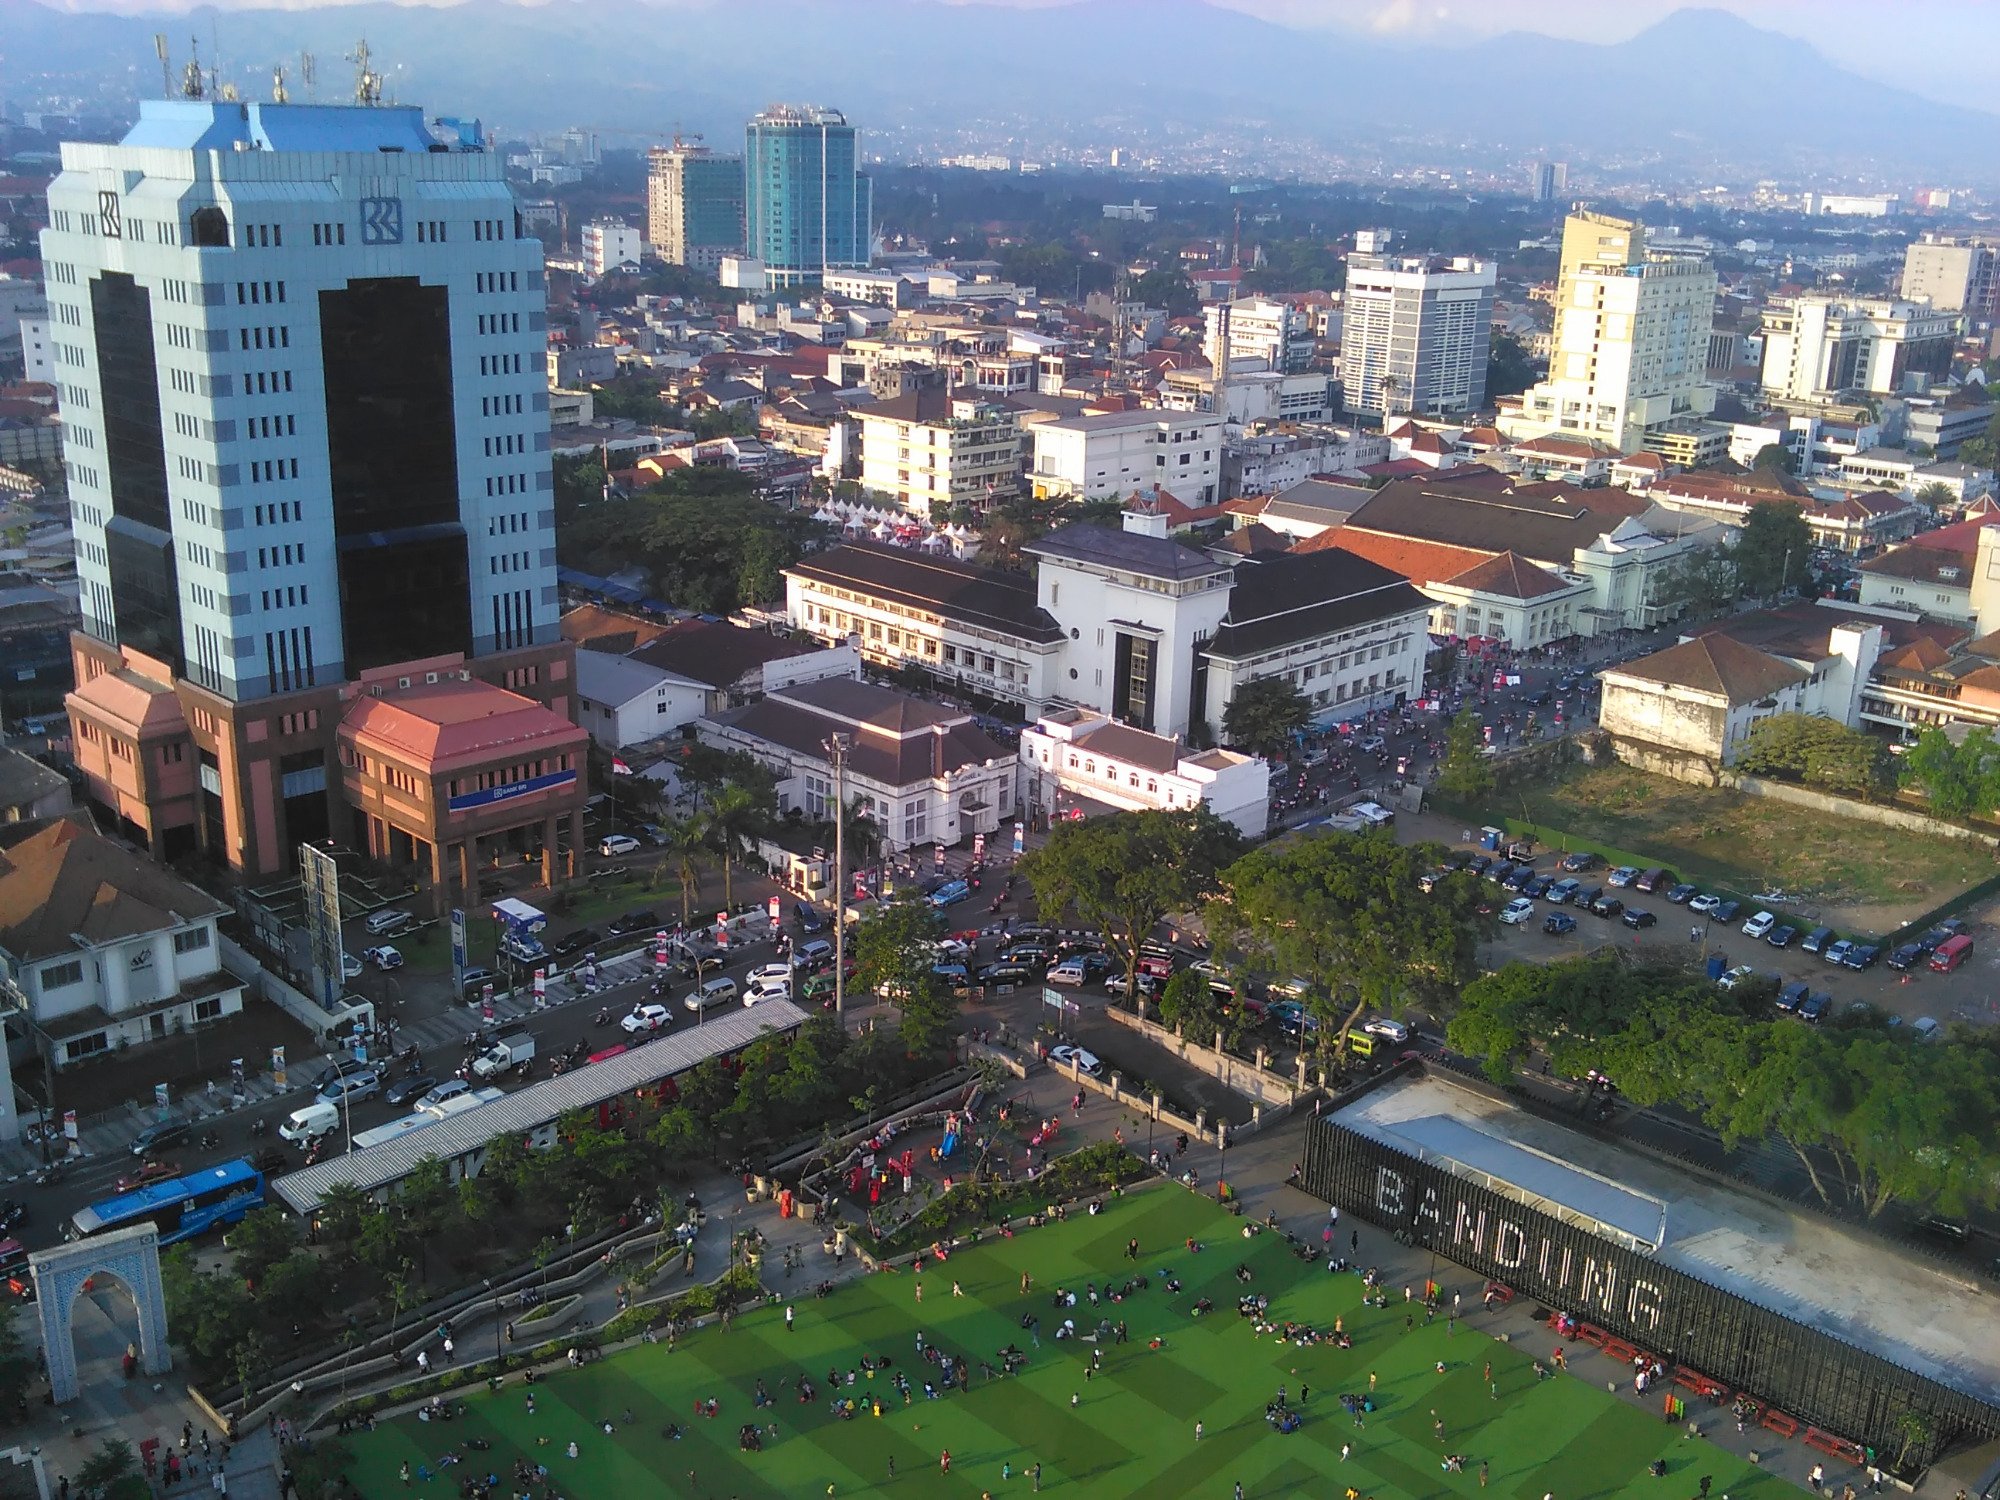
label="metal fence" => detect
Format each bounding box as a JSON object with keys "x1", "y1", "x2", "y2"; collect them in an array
[{"x1": 1302, "y1": 1119, "x2": 2000, "y2": 1467}]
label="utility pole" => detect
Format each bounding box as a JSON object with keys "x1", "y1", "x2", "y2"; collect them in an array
[{"x1": 827, "y1": 732, "x2": 852, "y2": 1024}]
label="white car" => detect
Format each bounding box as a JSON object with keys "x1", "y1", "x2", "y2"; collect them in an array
[
  {"x1": 599, "y1": 834, "x2": 640, "y2": 857},
  {"x1": 1716, "y1": 965, "x2": 1757, "y2": 990},
  {"x1": 746, "y1": 963, "x2": 794, "y2": 988},
  {"x1": 743, "y1": 977, "x2": 791, "y2": 1006},
  {"x1": 1104, "y1": 973, "x2": 1160, "y2": 997},
  {"x1": 415, "y1": 1079, "x2": 470, "y2": 1112},
  {"x1": 360, "y1": 944, "x2": 403, "y2": 971},
  {"x1": 933, "y1": 938, "x2": 973, "y2": 963},
  {"x1": 1499, "y1": 898, "x2": 1535, "y2": 925},
  {"x1": 1688, "y1": 893, "x2": 1721, "y2": 915},
  {"x1": 1362, "y1": 1017, "x2": 1410, "y2": 1043},
  {"x1": 1741, "y1": 911, "x2": 1777, "y2": 939},
  {"x1": 621, "y1": 1002, "x2": 671, "y2": 1034},
  {"x1": 1049, "y1": 1044, "x2": 1103, "y2": 1077}
]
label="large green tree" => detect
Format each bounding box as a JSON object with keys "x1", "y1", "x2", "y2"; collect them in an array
[
  {"x1": 1220, "y1": 676, "x2": 1314, "y2": 759},
  {"x1": 1898, "y1": 725, "x2": 2000, "y2": 819},
  {"x1": 1737, "y1": 712, "x2": 1892, "y2": 797},
  {"x1": 852, "y1": 895, "x2": 956, "y2": 1054},
  {"x1": 1648, "y1": 548, "x2": 1740, "y2": 618},
  {"x1": 1733, "y1": 501, "x2": 1814, "y2": 598},
  {"x1": 1218, "y1": 830, "x2": 1488, "y2": 1048},
  {"x1": 1019, "y1": 809, "x2": 1246, "y2": 995},
  {"x1": 1434, "y1": 707, "x2": 1494, "y2": 801},
  {"x1": 699, "y1": 782, "x2": 771, "y2": 908},
  {"x1": 1751, "y1": 442, "x2": 1796, "y2": 475}
]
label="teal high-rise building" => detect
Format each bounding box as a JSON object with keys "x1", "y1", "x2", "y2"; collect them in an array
[{"x1": 745, "y1": 105, "x2": 871, "y2": 289}]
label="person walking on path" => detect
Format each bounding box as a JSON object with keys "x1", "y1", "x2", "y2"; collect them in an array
[
  {"x1": 1479, "y1": 1462, "x2": 1489, "y2": 1489},
  {"x1": 1031, "y1": 1462, "x2": 1042, "y2": 1491},
  {"x1": 1195, "y1": 1421, "x2": 1204, "y2": 1442},
  {"x1": 786, "y1": 1305, "x2": 795, "y2": 1333},
  {"x1": 940, "y1": 1451, "x2": 951, "y2": 1475},
  {"x1": 915, "y1": 1279, "x2": 923, "y2": 1304}
]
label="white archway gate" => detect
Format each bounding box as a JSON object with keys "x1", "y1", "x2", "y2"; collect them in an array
[{"x1": 30, "y1": 1223, "x2": 172, "y2": 1404}]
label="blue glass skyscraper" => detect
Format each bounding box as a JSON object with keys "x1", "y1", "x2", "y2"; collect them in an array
[{"x1": 744, "y1": 105, "x2": 872, "y2": 289}]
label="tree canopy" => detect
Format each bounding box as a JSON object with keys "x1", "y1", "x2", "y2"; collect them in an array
[
  {"x1": 1736, "y1": 712, "x2": 1892, "y2": 798},
  {"x1": 1220, "y1": 676, "x2": 1313, "y2": 759},
  {"x1": 1733, "y1": 501, "x2": 1813, "y2": 598},
  {"x1": 852, "y1": 896, "x2": 958, "y2": 1055},
  {"x1": 1751, "y1": 442, "x2": 1797, "y2": 474},
  {"x1": 1018, "y1": 809, "x2": 1246, "y2": 993},
  {"x1": 1898, "y1": 725, "x2": 2000, "y2": 819},
  {"x1": 1434, "y1": 707, "x2": 1495, "y2": 801},
  {"x1": 1216, "y1": 831, "x2": 1488, "y2": 1047}
]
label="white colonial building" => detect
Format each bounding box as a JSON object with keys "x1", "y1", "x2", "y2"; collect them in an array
[
  {"x1": 0, "y1": 816, "x2": 244, "y2": 1068},
  {"x1": 1021, "y1": 709, "x2": 1270, "y2": 837},
  {"x1": 1030, "y1": 410, "x2": 1223, "y2": 505}
]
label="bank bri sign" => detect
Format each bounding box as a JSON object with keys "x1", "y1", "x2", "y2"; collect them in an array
[
  {"x1": 1301, "y1": 1109, "x2": 2000, "y2": 1466},
  {"x1": 446, "y1": 768, "x2": 577, "y2": 814}
]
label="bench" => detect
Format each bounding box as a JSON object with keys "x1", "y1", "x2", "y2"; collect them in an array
[
  {"x1": 1573, "y1": 1322, "x2": 1611, "y2": 1349},
  {"x1": 1760, "y1": 1410, "x2": 1801, "y2": 1440},
  {"x1": 1601, "y1": 1337, "x2": 1640, "y2": 1366},
  {"x1": 1673, "y1": 1369, "x2": 1729, "y2": 1402},
  {"x1": 1803, "y1": 1430, "x2": 1866, "y2": 1466}
]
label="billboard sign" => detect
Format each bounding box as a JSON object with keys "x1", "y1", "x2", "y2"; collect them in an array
[{"x1": 298, "y1": 843, "x2": 346, "y2": 1009}]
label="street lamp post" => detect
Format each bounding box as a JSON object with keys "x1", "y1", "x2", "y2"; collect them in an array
[{"x1": 826, "y1": 732, "x2": 852, "y2": 1024}]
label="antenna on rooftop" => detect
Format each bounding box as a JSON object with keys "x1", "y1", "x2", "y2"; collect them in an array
[
  {"x1": 348, "y1": 38, "x2": 383, "y2": 106},
  {"x1": 300, "y1": 50, "x2": 318, "y2": 102},
  {"x1": 180, "y1": 36, "x2": 207, "y2": 101},
  {"x1": 154, "y1": 34, "x2": 173, "y2": 99},
  {"x1": 271, "y1": 63, "x2": 289, "y2": 105}
]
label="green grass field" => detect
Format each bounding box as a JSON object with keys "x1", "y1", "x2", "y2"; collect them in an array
[{"x1": 342, "y1": 1190, "x2": 1790, "y2": 1499}]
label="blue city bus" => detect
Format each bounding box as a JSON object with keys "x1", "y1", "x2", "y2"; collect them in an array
[{"x1": 66, "y1": 1159, "x2": 266, "y2": 1246}]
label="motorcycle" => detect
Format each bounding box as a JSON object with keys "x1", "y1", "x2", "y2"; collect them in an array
[
  {"x1": 198, "y1": 1129, "x2": 219, "y2": 1150},
  {"x1": 593, "y1": 1007, "x2": 612, "y2": 1027},
  {"x1": 248, "y1": 1117, "x2": 270, "y2": 1138}
]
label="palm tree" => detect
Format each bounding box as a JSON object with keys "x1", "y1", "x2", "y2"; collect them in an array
[
  {"x1": 1379, "y1": 373, "x2": 1403, "y2": 418},
  {"x1": 700, "y1": 784, "x2": 765, "y2": 909},
  {"x1": 661, "y1": 814, "x2": 705, "y2": 928}
]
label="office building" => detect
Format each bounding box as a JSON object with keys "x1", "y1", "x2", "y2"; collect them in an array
[
  {"x1": 854, "y1": 388, "x2": 1024, "y2": 515},
  {"x1": 1531, "y1": 161, "x2": 1567, "y2": 203},
  {"x1": 646, "y1": 143, "x2": 745, "y2": 273},
  {"x1": 580, "y1": 218, "x2": 642, "y2": 279},
  {"x1": 1759, "y1": 295, "x2": 1959, "y2": 403},
  {"x1": 744, "y1": 105, "x2": 872, "y2": 290},
  {"x1": 1901, "y1": 234, "x2": 1998, "y2": 321},
  {"x1": 1029, "y1": 409, "x2": 1224, "y2": 505},
  {"x1": 1341, "y1": 255, "x2": 1496, "y2": 419},
  {"x1": 43, "y1": 100, "x2": 584, "y2": 892},
  {"x1": 1203, "y1": 297, "x2": 1314, "y2": 374},
  {"x1": 1502, "y1": 211, "x2": 1717, "y2": 453}
]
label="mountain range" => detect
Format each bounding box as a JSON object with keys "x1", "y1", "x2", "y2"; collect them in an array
[{"x1": 7, "y1": 1, "x2": 1991, "y2": 180}]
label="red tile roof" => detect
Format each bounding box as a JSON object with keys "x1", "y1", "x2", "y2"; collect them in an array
[
  {"x1": 1298, "y1": 527, "x2": 1488, "y2": 582},
  {"x1": 341, "y1": 680, "x2": 586, "y2": 774},
  {"x1": 1440, "y1": 551, "x2": 1575, "y2": 600}
]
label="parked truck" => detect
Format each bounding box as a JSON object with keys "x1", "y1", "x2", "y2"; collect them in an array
[{"x1": 470, "y1": 1027, "x2": 535, "y2": 1080}]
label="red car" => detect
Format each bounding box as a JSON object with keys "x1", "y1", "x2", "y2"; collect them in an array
[{"x1": 114, "y1": 1160, "x2": 180, "y2": 1195}]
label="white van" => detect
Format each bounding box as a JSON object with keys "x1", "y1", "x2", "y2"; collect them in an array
[{"x1": 279, "y1": 1100, "x2": 340, "y2": 1144}]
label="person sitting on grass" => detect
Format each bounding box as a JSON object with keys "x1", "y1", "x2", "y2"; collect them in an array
[
  {"x1": 1192, "y1": 1297, "x2": 1214, "y2": 1316},
  {"x1": 660, "y1": 1424, "x2": 683, "y2": 1442}
]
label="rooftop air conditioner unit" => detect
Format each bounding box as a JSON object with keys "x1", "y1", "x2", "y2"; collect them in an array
[
  {"x1": 425, "y1": 672, "x2": 439, "y2": 684},
  {"x1": 397, "y1": 676, "x2": 411, "y2": 689}
]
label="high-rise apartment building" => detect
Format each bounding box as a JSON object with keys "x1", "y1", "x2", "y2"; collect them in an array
[
  {"x1": 1202, "y1": 297, "x2": 1314, "y2": 375},
  {"x1": 744, "y1": 105, "x2": 871, "y2": 290},
  {"x1": 1531, "y1": 161, "x2": 1568, "y2": 203},
  {"x1": 646, "y1": 143, "x2": 745, "y2": 272},
  {"x1": 43, "y1": 100, "x2": 585, "y2": 891},
  {"x1": 580, "y1": 218, "x2": 642, "y2": 278},
  {"x1": 1759, "y1": 295, "x2": 1960, "y2": 403},
  {"x1": 1341, "y1": 255, "x2": 1496, "y2": 418},
  {"x1": 1901, "y1": 234, "x2": 1997, "y2": 321},
  {"x1": 1502, "y1": 211, "x2": 1717, "y2": 453}
]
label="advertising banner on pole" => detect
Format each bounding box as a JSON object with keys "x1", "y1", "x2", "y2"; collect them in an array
[
  {"x1": 450, "y1": 908, "x2": 468, "y2": 994},
  {"x1": 271, "y1": 1046, "x2": 286, "y2": 1089}
]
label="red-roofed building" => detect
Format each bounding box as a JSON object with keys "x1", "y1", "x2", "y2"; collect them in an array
[{"x1": 338, "y1": 672, "x2": 589, "y2": 912}]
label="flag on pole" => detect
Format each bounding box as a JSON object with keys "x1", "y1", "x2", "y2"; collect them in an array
[{"x1": 611, "y1": 757, "x2": 634, "y2": 776}]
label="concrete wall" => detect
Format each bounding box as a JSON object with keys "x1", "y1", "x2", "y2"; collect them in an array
[
  {"x1": 1721, "y1": 773, "x2": 2000, "y2": 847},
  {"x1": 1605, "y1": 733, "x2": 1723, "y2": 787},
  {"x1": 1100, "y1": 1005, "x2": 1309, "y2": 1111}
]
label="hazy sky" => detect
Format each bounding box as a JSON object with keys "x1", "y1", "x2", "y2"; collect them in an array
[{"x1": 35, "y1": 0, "x2": 1999, "y2": 105}]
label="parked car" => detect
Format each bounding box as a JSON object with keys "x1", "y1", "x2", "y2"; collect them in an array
[
  {"x1": 1665, "y1": 883, "x2": 1698, "y2": 905},
  {"x1": 1559, "y1": 851, "x2": 1603, "y2": 873},
  {"x1": 1914, "y1": 919, "x2": 1967, "y2": 954},
  {"x1": 1886, "y1": 942, "x2": 1925, "y2": 971},
  {"x1": 1546, "y1": 877, "x2": 1580, "y2": 904},
  {"x1": 552, "y1": 926, "x2": 601, "y2": 957},
  {"x1": 129, "y1": 1121, "x2": 191, "y2": 1158},
  {"x1": 1800, "y1": 925, "x2": 1836, "y2": 956},
  {"x1": 1765, "y1": 925, "x2": 1800, "y2": 949},
  {"x1": 1823, "y1": 939, "x2": 1856, "y2": 968},
  {"x1": 1716, "y1": 965, "x2": 1757, "y2": 990},
  {"x1": 1543, "y1": 911, "x2": 1578, "y2": 935},
  {"x1": 1799, "y1": 992, "x2": 1830, "y2": 1024},
  {"x1": 360, "y1": 944, "x2": 403, "y2": 971},
  {"x1": 1570, "y1": 885, "x2": 1604, "y2": 910},
  {"x1": 1709, "y1": 900, "x2": 1742, "y2": 924},
  {"x1": 1741, "y1": 911, "x2": 1777, "y2": 939},
  {"x1": 1688, "y1": 893, "x2": 1720, "y2": 915},
  {"x1": 1484, "y1": 860, "x2": 1517, "y2": 885},
  {"x1": 1499, "y1": 898, "x2": 1535, "y2": 925},
  {"x1": 1621, "y1": 907, "x2": 1658, "y2": 929},
  {"x1": 1504, "y1": 866, "x2": 1536, "y2": 892},
  {"x1": 1464, "y1": 854, "x2": 1493, "y2": 876},
  {"x1": 598, "y1": 834, "x2": 640, "y2": 857},
  {"x1": 978, "y1": 961, "x2": 1039, "y2": 985},
  {"x1": 607, "y1": 910, "x2": 660, "y2": 937},
  {"x1": 1775, "y1": 980, "x2": 1809, "y2": 1014},
  {"x1": 1606, "y1": 866, "x2": 1640, "y2": 888},
  {"x1": 1521, "y1": 875, "x2": 1553, "y2": 899},
  {"x1": 793, "y1": 903, "x2": 827, "y2": 933},
  {"x1": 458, "y1": 967, "x2": 499, "y2": 999},
  {"x1": 1049, "y1": 1044, "x2": 1104, "y2": 1077},
  {"x1": 1103, "y1": 973, "x2": 1160, "y2": 998},
  {"x1": 1635, "y1": 868, "x2": 1677, "y2": 894},
  {"x1": 1590, "y1": 895, "x2": 1625, "y2": 919},
  {"x1": 364, "y1": 908, "x2": 413, "y2": 937}
]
